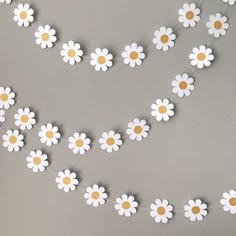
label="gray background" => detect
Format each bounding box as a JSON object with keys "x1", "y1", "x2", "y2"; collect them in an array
[{"x1": 0, "y1": 0, "x2": 235, "y2": 235}]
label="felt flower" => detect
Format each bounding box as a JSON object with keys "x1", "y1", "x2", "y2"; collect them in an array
[
  {"x1": 151, "y1": 99, "x2": 174, "y2": 121},
  {"x1": 90, "y1": 48, "x2": 113, "y2": 71},
  {"x1": 189, "y1": 45, "x2": 214, "y2": 69},
  {"x1": 207, "y1": 13, "x2": 229, "y2": 38},
  {"x1": 220, "y1": 190, "x2": 236, "y2": 214},
  {"x1": 26, "y1": 150, "x2": 49, "y2": 172},
  {"x1": 223, "y1": 0, "x2": 236, "y2": 5},
  {"x1": 184, "y1": 199, "x2": 208, "y2": 221},
  {"x1": 61, "y1": 41, "x2": 83, "y2": 65},
  {"x1": 2, "y1": 130, "x2": 24, "y2": 152},
  {"x1": 13, "y1": 3, "x2": 34, "y2": 27},
  {"x1": 153, "y1": 27, "x2": 176, "y2": 51},
  {"x1": 0, "y1": 87, "x2": 15, "y2": 110},
  {"x1": 115, "y1": 194, "x2": 138, "y2": 217},
  {"x1": 84, "y1": 184, "x2": 108, "y2": 207},
  {"x1": 0, "y1": 0, "x2": 12, "y2": 4},
  {"x1": 178, "y1": 3, "x2": 201, "y2": 28},
  {"x1": 14, "y1": 107, "x2": 36, "y2": 130},
  {"x1": 121, "y1": 43, "x2": 145, "y2": 67},
  {"x1": 35, "y1": 25, "x2": 57, "y2": 49},
  {"x1": 0, "y1": 110, "x2": 5, "y2": 126}
]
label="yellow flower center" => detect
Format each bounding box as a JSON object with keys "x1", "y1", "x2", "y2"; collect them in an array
[
  {"x1": 158, "y1": 105, "x2": 167, "y2": 114},
  {"x1": 192, "y1": 206, "x2": 200, "y2": 214},
  {"x1": 214, "y1": 20, "x2": 222, "y2": 30},
  {"x1": 20, "y1": 11, "x2": 28, "y2": 20},
  {"x1": 68, "y1": 49, "x2": 76, "y2": 58},
  {"x1": 134, "y1": 125, "x2": 142, "y2": 134},
  {"x1": 97, "y1": 56, "x2": 106, "y2": 64},
  {"x1": 91, "y1": 191, "x2": 100, "y2": 200},
  {"x1": 130, "y1": 51, "x2": 138, "y2": 60},
  {"x1": 229, "y1": 197, "x2": 236, "y2": 206},
  {"x1": 157, "y1": 206, "x2": 166, "y2": 215},
  {"x1": 186, "y1": 11, "x2": 194, "y2": 20},
  {"x1": 46, "y1": 130, "x2": 54, "y2": 139},
  {"x1": 20, "y1": 114, "x2": 29, "y2": 123},
  {"x1": 41, "y1": 33, "x2": 49, "y2": 42},
  {"x1": 9, "y1": 135, "x2": 17, "y2": 144},
  {"x1": 33, "y1": 157, "x2": 41, "y2": 165},
  {"x1": 63, "y1": 177, "x2": 71, "y2": 185},
  {"x1": 160, "y1": 34, "x2": 169, "y2": 44},
  {"x1": 197, "y1": 52, "x2": 206, "y2": 61},
  {"x1": 122, "y1": 201, "x2": 131, "y2": 210},
  {"x1": 179, "y1": 81, "x2": 188, "y2": 90},
  {"x1": 75, "y1": 139, "x2": 84, "y2": 148},
  {"x1": 0, "y1": 93, "x2": 8, "y2": 102},
  {"x1": 106, "y1": 137, "x2": 115, "y2": 146}
]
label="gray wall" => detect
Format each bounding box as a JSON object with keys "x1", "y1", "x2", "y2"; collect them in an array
[{"x1": 0, "y1": 0, "x2": 235, "y2": 235}]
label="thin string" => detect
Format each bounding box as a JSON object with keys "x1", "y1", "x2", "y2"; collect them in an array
[{"x1": 1, "y1": 1, "x2": 233, "y2": 215}]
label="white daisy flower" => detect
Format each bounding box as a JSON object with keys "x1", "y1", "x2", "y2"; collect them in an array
[
  {"x1": 26, "y1": 150, "x2": 49, "y2": 173},
  {"x1": 172, "y1": 73, "x2": 194, "y2": 97},
  {"x1": 220, "y1": 190, "x2": 236, "y2": 214},
  {"x1": 151, "y1": 99, "x2": 174, "y2": 121},
  {"x1": 178, "y1": 3, "x2": 201, "y2": 28},
  {"x1": 60, "y1": 41, "x2": 83, "y2": 65},
  {"x1": 126, "y1": 118, "x2": 149, "y2": 141},
  {"x1": 153, "y1": 27, "x2": 176, "y2": 51},
  {"x1": 2, "y1": 130, "x2": 24, "y2": 152},
  {"x1": 0, "y1": 87, "x2": 15, "y2": 110},
  {"x1": 115, "y1": 194, "x2": 138, "y2": 217},
  {"x1": 184, "y1": 199, "x2": 208, "y2": 222},
  {"x1": 189, "y1": 45, "x2": 214, "y2": 69},
  {"x1": 90, "y1": 48, "x2": 113, "y2": 71},
  {"x1": 38, "y1": 123, "x2": 61, "y2": 146},
  {"x1": 55, "y1": 169, "x2": 79, "y2": 192},
  {"x1": 150, "y1": 199, "x2": 174, "y2": 223},
  {"x1": 34, "y1": 25, "x2": 57, "y2": 49},
  {"x1": 223, "y1": 0, "x2": 236, "y2": 5},
  {"x1": 0, "y1": 0, "x2": 12, "y2": 4},
  {"x1": 99, "y1": 130, "x2": 122, "y2": 153},
  {"x1": 13, "y1": 3, "x2": 34, "y2": 27},
  {"x1": 68, "y1": 132, "x2": 91, "y2": 155},
  {"x1": 14, "y1": 107, "x2": 36, "y2": 130},
  {"x1": 207, "y1": 13, "x2": 229, "y2": 38},
  {"x1": 84, "y1": 184, "x2": 108, "y2": 207},
  {"x1": 0, "y1": 110, "x2": 5, "y2": 126},
  {"x1": 121, "y1": 43, "x2": 145, "y2": 67}
]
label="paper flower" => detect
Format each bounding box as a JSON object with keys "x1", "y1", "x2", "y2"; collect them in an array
[
  {"x1": 0, "y1": 110, "x2": 5, "y2": 126},
  {"x1": 26, "y1": 150, "x2": 49, "y2": 172},
  {"x1": 184, "y1": 199, "x2": 208, "y2": 221},
  {"x1": 126, "y1": 118, "x2": 149, "y2": 141},
  {"x1": 90, "y1": 48, "x2": 113, "y2": 71},
  {"x1": 38, "y1": 123, "x2": 61, "y2": 146},
  {"x1": 121, "y1": 43, "x2": 145, "y2": 67},
  {"x1": 150, "y1": 199, "x2": 174, "y2": 223},
  {"x1": 223, "y1": 0, "x2": 236, "y2": 5},
  {"x1": 55, "y1": 169, "x2": 79, "y2": 192},
  {"x1": 151, "y1": 99, "x2": 174, "y2": 121},
  {"x1": 0, "y1": 87, "x2": 15, "y2": 110},
  {"x1": 115, "y1": 194, "x2": 138, "y2": 217},
  {"x1": 60, "y1": 41, "x2": 83, "y2": 65},
  {"x1": 68, "y1": 132, "x2": 91, "y2": 155},
  {"x1": 189, "y1": 45, "x2": 214, "y2": 69},
  {"x1": 172, "y1": 73, "x2": 194, "y2": 97},
  {"x1": 220, "y1": 190, "x2": 236, "y2": 214},
  {"x1": 207, "y1": 14, "x2": 229, "y2": 38},
  {"x1": 0, "y1": 0, "x2": 11, "y2": 4},
  {"x1": 14, "y1": 107, "x2": 36, "y2": 130},
  {"x1": 13, "y1": 3, "x2": 34, "y2": 27},
  {"x1": 84, "y1": 184, "x2": 108, "y2": 207},
  {"x1": 35, "y1": 25, "x2": 57, "y2": 49},
  {"x1": 2, "y1": 130, "x2": 24, "y2": 152},
  {"x1": 99, "y1": 130, "x2": 122, "y2": 153},
  {"x1": 178, "y1": 3, "x2": 201, "y2": 28},
  {"x1": 153, "y1": 27, "x2": 176, "y2": 51}
]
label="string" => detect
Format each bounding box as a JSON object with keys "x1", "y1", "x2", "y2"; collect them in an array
[{"x1": 1, "y1": 0, "x2": 234, "y2": 215}]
